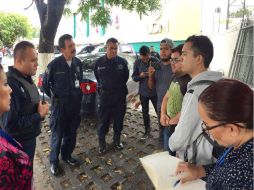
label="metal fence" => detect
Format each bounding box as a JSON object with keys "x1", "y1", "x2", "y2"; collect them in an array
[{"x1": 229, "y1": 19, "x2": 253, "y2": 87}]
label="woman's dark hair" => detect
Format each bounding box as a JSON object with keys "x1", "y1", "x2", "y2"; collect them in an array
[{"x1": 199, "y1": 79, "x2": 253, "y2": 129}]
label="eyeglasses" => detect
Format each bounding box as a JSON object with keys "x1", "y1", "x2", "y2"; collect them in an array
[
  {"x1": 201, "y1": 122, "x2": 225, "y2": 134},
  {"x1": 170, "y1": 58, "x2": 182, "y2": 64},
  {"x1": 201, "y1": 122, "x2": 245, "y2": 135}
]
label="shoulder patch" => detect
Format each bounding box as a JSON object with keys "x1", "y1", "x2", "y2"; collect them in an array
[
  {"x1": 118, "y1": 64, "x2": 124, "y2": 70},
  {"x1": 76, "y1": 66, "x2": 80, "y2": 73}
]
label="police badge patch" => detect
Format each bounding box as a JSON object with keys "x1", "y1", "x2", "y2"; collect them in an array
[
  {"x1": 76, "y1": 66, "x2": 80, "y2": 73},
  {"x1": 117, "y1": 64, "x2": 123, "y2": 70}
]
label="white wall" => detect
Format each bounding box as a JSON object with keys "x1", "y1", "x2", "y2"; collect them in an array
[{"x1": 209, "y1": 26, "x2": 240, "y2": 76}]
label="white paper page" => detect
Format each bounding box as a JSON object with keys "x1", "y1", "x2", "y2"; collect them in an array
[{"x1": 140, "y1": 151, "x2": 206, "y2": 190}]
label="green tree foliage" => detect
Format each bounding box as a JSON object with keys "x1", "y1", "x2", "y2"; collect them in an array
[
  {"x1": 0, "y1": 12, "x2": 32, "y2": 47},
  {"x1": 35, "y1": 0, "x2": 160, "y2": 53},
  {"x1": 230, "y1": 7, "x2": 252, "y2": 18},
  {"x1": 75, "y1": 0, "x2": 161, "y2": 27},
  {"x1": 30, "y1": 27, "x2": 40, "y2": 38}
]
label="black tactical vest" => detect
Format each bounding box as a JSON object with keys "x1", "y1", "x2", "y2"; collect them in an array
[{"x1": 7, "y1": 71, "x2": 39, "y2": 115}]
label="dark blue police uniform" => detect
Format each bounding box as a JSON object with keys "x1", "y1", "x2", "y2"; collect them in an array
[
  {"x1": 43, "y1": 55, "x2": 83, "y2": 165},
  {"x1": 94, "y1": 55, "x2": 129, "y2": 150}
]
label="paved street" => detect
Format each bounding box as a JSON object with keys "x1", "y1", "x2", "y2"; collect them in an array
[{"x1": 33, "y1": 106, "x2": 161, "y2": 190}]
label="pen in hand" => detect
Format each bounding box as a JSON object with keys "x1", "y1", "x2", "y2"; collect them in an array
[
  {"x1": 173, "y1": 179, "x2": 180, "y2": 188},
  {"x1": 172, "y1": 172, "x2": 188, "y2": 188}
]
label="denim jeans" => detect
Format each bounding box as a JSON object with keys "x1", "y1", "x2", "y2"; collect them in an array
[{"x1": 163, "y1": 125, "x2": 176, "y2": 156}]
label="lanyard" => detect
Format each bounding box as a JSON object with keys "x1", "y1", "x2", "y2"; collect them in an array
[
  {"x1": 0, "y1": 129, "x2": 23, "y2": 150},
  {"x1": 216, "y1": 146, "x2": 233, "y2": 166}
]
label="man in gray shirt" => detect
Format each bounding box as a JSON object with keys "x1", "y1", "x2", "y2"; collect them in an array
[{"x1": 148, "y1": 38, "x2": 174, "y2": 146}]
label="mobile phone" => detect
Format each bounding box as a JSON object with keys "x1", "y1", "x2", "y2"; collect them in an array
[{"x1": 150, "y1": 60, "x2": 161, "y2": 70}]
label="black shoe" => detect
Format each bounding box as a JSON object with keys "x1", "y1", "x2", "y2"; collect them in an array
[
  {"x1": 113, "y1": 142, "x2": 124, "y2": 151},
  {"x1": 62, "y1": 157, "x2": 78, "y2": 166},
  {"x1": 98, "y1": 145, "x2": 107, "y2": 155},
  {"x1": 50, "y1": 163, "x2": 59, "y2": 176},
  {"x1": 141, "y1": 132, "x2": 150, "y2": 140}
]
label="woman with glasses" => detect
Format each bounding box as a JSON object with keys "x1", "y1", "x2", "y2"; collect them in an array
[
  {"x1": 0, "y1": 64, "x2": 33, "y2": 189},
  {"x1": 175, "y1": 79, "x2": 253, "y2": 190}
]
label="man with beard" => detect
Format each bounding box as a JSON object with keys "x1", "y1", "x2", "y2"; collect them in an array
[
  {"x1": 160, "y1": 44, "x2": 191, "y2": 154},
  {"x1": 43, "y1": 34, "x2": 83, "y2": 175},
  {"x1": 148, "y1": 38, "x2": 174, "y2": 146}
]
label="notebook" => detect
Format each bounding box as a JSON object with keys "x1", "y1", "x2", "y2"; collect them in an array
[{"x1": 140, "y1": 151, "x2": 206, "y2": 190}]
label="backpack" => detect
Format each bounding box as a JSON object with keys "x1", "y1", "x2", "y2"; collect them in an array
[{"x1": 184, "y1": 80, "x2": 225, "y2": 164}]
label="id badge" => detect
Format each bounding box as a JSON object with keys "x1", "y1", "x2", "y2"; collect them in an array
[{"x1": 75, "y1": 80, "x2": 80, "y2": 88}]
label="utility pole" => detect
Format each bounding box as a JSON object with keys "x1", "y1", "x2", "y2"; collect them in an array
[
  {"x1": 226, "y1": 0, "x2": 230, "y2": 29},
  {"x1": 242, "y1": 0, "x2": 246, "y2": 21},
  {"x1": 215, "y1": 7, "x2": 221, "y2": 32}
]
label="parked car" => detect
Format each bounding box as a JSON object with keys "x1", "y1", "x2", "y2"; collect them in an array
[
  {"x1": 37, "y1": 53, "x2": 137, "y2": 118},
  {"x1": 76, "y1": 44, "x2": 102, "y2": 57},
  {"x1": 53, "y1": 45, "x2": 61, "y2": 58},
  {"x1": 80, "y1": 52, "x2": 137, "y2": 118},
  {"x1": 91, "y1": 44, "x2": 137, "y2": 56}
]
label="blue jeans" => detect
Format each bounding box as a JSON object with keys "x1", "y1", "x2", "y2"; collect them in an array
[{"x1": 163, "y1": 125, "x2": 176, "y2": 156}]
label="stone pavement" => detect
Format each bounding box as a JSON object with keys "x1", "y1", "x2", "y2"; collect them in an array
[{"x1": 34, "y1": 107, "x2": 162, "y2": 190}]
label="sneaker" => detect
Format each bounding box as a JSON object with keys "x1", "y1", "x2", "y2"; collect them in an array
[
  {"x1": 141, "y1": 133, "x2": 150, "y2": 140},
  {"x1": 62, "y1": 157, "x2": 78, "y2": 166}
]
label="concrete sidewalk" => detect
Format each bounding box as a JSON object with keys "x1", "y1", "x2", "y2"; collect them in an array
[{"x1": 34, "y1": 106, "x2": 161, "y2": 190}]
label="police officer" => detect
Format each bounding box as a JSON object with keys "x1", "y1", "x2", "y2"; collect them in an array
[
  {"x1": 94, "y1": 38, "x2": 129, "y2": 155},
  {"x1": 2, "y1": 41, "x2": 49, "y2": 161},
  {"x1": 43, "y1": 34, "x2": 83, "y2": 176}
]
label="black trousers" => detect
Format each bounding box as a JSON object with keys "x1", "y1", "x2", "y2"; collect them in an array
[
  {"x1": 49, "y1": 96, "x2": 81, "y2": 164},
  {"x1": 97, "y1": 91, "x2": 127, "y2": 145},
  {"x1": 157, "y1": 110, "x2": 165, "y2": 145},
  {"x1": 139, "y1": 95, "x2": 157, "y2": 133}
]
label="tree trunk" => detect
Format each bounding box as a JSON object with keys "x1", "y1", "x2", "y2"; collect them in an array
[
  {"x1": 37, "y1": 53, "x2": 55, "y2": 75},
  {"x1": 34, "y1": 0, "x2": 66, "y2": 82}
]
